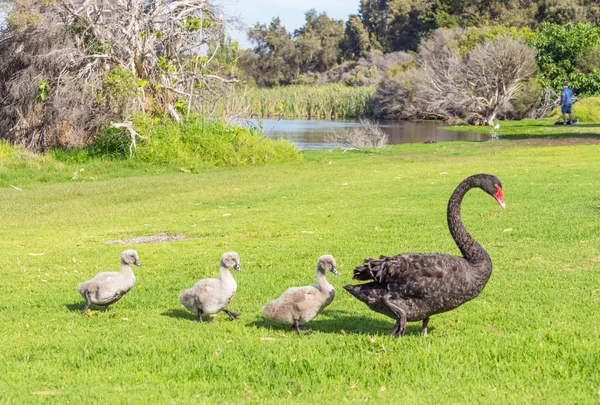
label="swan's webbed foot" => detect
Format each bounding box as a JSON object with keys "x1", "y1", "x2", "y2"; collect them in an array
[
  {"x1": 223, "y1": 308, "x2": 241, "y2": 320},
  {"x1": 81, "y1": 291, "x2": 91, "y2": 313},
  {"x1": 421, "y1": 317, "x2": 429, "y2": 337},
  {"x1": 385, "y1": 301, "x2": 407, "y2": 338}
]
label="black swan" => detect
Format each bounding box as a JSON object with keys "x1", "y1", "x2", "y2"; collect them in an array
[{"x1": 343, "y1": 174, "x2": 505, "y2": 337}]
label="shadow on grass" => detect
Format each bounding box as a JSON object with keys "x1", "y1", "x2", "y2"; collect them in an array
[
  {"x1": 65, "y1": 302, "x2": 83, "y2": 312},
  {"x1": 248, "y1": 309, "x2": 427, "y2": 337},
  {"x1": 65, "y1": 302, "x2": 112, "y2": 313},
  {"x1": 500, "y1": 133, "x2": 600, "y2": 142},
  {"x1": 161, "y1": 308, "x2": 197, "y2": 321}
]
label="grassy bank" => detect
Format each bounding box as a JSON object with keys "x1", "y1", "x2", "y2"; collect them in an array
[
  {"x1": 49, "y1": 115, "x2": 300, "y2": 168},
  {"x1": 231, "y1": 84, "x2": 375, "y2": 119},
  {"x1": 1, "y1": 139, "x2": 600, "y2": 403},
  {"x1": 448, "y1": 118, "x2": 600, "y2": 139}
]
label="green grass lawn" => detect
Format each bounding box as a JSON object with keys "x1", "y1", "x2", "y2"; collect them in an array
[
  {"x1": 448, "y1": 118, "x2": 600, "y2": 140},
  {"x1": 1, "y1": 138, "x2": 600, "y2": 403}
]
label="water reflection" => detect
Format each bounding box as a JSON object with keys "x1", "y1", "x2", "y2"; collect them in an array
[{"x1": 233, "y1": 119, "x2": 488, "y2": 150}]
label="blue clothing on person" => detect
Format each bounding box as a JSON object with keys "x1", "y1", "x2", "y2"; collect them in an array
[{"x1": 561, "y1": 87, "x2": 574, "y2": 105}]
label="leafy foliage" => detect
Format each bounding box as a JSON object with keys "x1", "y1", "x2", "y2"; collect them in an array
[
  {"x1": 0, "y1": 0, "x2": 238, "y2": 151},
  {"x1": 528, "y1": 22, "x2": 600, "y2": 95}
]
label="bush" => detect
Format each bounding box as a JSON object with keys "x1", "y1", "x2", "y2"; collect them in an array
[
  {"x1": 47, "y1": 115, "x2": 300, "y2": 167},
  {"x1": 576, "y1": 46, "x2": 600, "y2": 74},
  {"x1": 132, "y1": 115, "x2": 300, "y2": 167},
  {"x1": 374, "y1": 30, "x2": 536, "y2": 125},
  {"x1": 528, "y1": 22, "x2": 600, "y2": 95},
  {"x1": 547, "y1": 97, "x2": 600, "y2": 122}
]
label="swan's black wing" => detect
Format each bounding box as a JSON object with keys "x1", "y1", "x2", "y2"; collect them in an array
[{"x1": 353, "y1": 253, "x2": 466, "y2": 299}]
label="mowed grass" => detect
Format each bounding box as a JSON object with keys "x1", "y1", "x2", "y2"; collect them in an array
[
  {"x1": 1, "y1": 139, "x2": 600, "y2": 403},
  {"x1": 448, "y1": 118, "x2": 600, "y2": 141}
]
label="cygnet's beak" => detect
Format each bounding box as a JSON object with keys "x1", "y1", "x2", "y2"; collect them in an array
[
  {"x1": 331, "y1": 267, "x2": 339, "y2": 276},
  {"x1": 134, "y1": 259, "x2": 141, "y2": 268},
  {"x1": 233, "y1": 263, "x2": 242, "y2": 273}
]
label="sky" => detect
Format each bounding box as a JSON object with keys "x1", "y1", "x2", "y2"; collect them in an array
[{"x1": 219, "y1": 0, "x2": 359, "y2": 49}]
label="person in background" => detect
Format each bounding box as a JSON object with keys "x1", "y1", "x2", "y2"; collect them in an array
[{"x1": 560, "y1": 83, "x2": 575, "y2": 125}]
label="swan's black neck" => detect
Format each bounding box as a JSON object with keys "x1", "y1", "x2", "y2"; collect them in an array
[{"x1": 447, "y1": 176, "x2": 491, "y2": 265}]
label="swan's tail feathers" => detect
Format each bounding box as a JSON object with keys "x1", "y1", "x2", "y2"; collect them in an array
[
  {"x1": 343, "y1": 284, "x2": 361, "y2": 297},
  {"x1": 353, "y1": 257, "x2": 388, "y2": 282},
  {"x1": 179, "y1": 290, "x2": 198, "y2": 313},
  {"x1": 343, "y1": 282, "x2": 385, "y2": 304}
]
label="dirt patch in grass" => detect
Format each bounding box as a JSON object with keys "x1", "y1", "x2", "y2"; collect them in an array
[
  {"x1": 512, "y1": 137, "x2": 600, "y2": 147},
  {"x1": 487, "y1": 137, "x2": 600, "y2": 148},
  {"x1": 106, "y1": 233, "x2": 189, "y2": 244}
]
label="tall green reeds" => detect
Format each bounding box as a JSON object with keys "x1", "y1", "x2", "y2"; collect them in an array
[{"x1": 230, "y1": 84, "x2": 375, "y2": 119}]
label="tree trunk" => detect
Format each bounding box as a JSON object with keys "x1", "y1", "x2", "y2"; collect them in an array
[{"x1": 485, "y1": 108, "x2": 497, "y2": 126}]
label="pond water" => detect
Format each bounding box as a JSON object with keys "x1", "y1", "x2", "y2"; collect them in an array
[{"x1": 234, "y1": 119, "x2": 488, "y2": 150}]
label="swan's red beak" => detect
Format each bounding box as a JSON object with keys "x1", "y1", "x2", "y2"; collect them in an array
[{"x1": 494, "y1": 184, "x2": 506, "y2": 209}]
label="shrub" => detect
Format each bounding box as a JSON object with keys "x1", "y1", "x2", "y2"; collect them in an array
[
  {"x1": 132, "y1": 115, "x2": 300, "y2": 167},
  {"x1": 374, "y1": 30, "x2": 536, "y2": 125},
  {"x1": 576, "y1": 46, "x2": 600, "y2": 74},
  {"x1": 547, "y1": 96, "x2": 600, "y2": 122},
  {"x1": 327, "y1": 118, "x2": 388, "y2": 149},
  {"x1": 528, "y1": 22, "x2": 600, "y2": 95}
]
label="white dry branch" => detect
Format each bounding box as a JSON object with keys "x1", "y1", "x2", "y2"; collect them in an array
[
  {"x1": 328, "y1": 118, "x2": 389, "y2": 150},
  {"x1": 109, "y1": 121, "x2": 148, "y2": 157}
]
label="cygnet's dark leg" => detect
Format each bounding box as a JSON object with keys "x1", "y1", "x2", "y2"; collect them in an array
[
  {"x1": 421, "y1": 317, "x2": 429, "y2": 337},
  {"x1": 223, "y1": 308, "x2": 241, "y2": 320},
  {"x1": 292, "y1": 319, "x2": 302, "y2": 335},
  {"x1": 385, "y1": 301, "x2": 407, "y2": 338},
  {"x1": 197, "y1": 309, "x2": 204, "y2": 323},
  {"x1": 81, "y1": 290, "x2": 91, "y2": 313}
]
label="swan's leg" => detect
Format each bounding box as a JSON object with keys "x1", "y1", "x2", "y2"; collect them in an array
[
  {"x1": 223, "y1": 308, "x2": 241, "y2": 320},
  {"x1": 421, "y1": 317, "x2": 429, "y2": 337},
  {"x1": 81, "y1": 290, "x2": 91, "y2": 313},
  {"x1": 292, "y1": 319, "x2": 302, "y2": 335},
  {"x1": 197, "y1": 309, "x2": 203, "y2": 323},
  {"x1": 385, "y1": 301, "x2": 407, "y2": 338}
]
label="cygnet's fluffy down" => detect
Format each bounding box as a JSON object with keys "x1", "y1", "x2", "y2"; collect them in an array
[
  {"x1": 179, "y1": 252, "x2": 242, "y2": 322},
  {"x1": 77, "y1": 249, "x2": 140, "y2": 313},
  {"x1": 262, "y1": 255, "x2": 338, "y2": 334}
]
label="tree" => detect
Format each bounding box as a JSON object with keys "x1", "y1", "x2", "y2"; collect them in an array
[
  {"x1": 341, "y1": 15, "x2": 371, "y2": 60},
  {"x1": 358, "y1": 0, "x2": 437, "y2": 52},
  {"x1": 294, "y1": 10, "x2": 344, "y2": 73},
  {"x1": 245, "y1": 17, "x2": 297, "y2": 86},
  {"x1": 528, "y1": 22, "x2": 600, "y2": 95},
  {"x1": 421, "y1": 33, "x2": 536, "y2": 125},
  {"x1": 374, "y1": 30, "x2": 537, "y2": 125},
  {"x1": 0, "y1": 0, "x2": 236, "y2": 151}
]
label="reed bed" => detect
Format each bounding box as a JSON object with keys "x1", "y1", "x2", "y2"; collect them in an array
[{"x1": 234, "y1": 84, "x2": 376, "y2": 119}]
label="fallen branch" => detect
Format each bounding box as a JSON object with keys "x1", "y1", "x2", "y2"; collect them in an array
[{"x1": 110, "y1": 120, "x2": 148, "y2": 157}]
